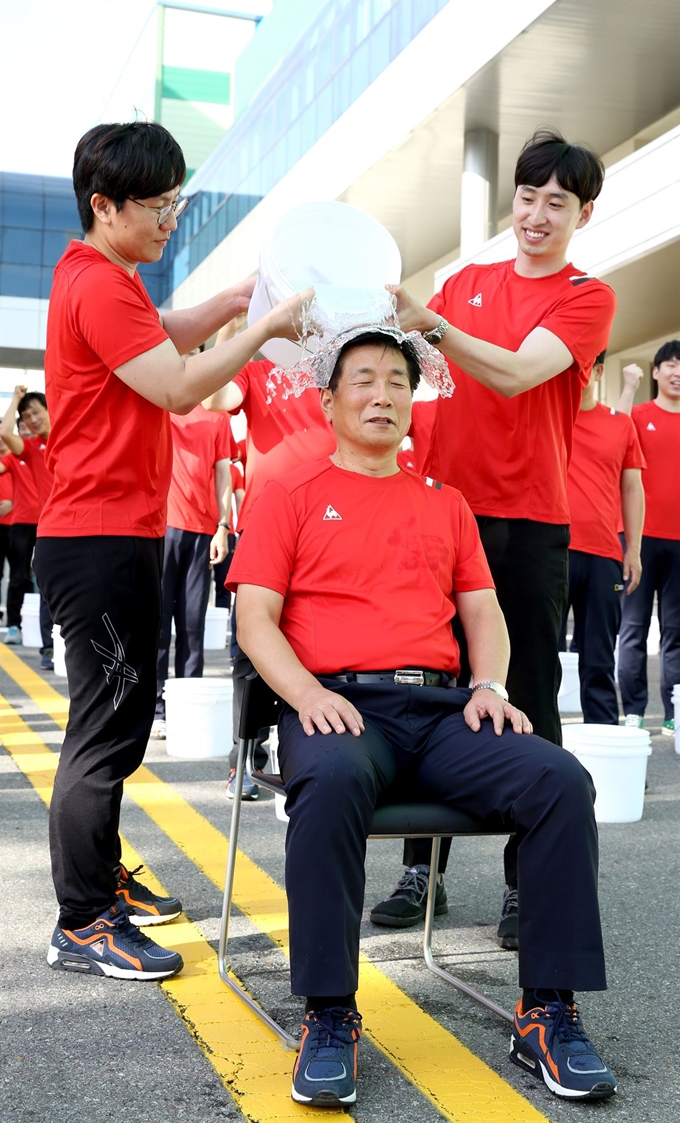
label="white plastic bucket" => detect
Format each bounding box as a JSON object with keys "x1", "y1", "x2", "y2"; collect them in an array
[
  {"x1": 561, "y1": 723, "x2": 652, "y2": 823},
  {"x1": 22, "y1": 592, "x2": 42, "y2": 648},
  {"x1": 203, "y1": 606, "x2": 230, "y2": 651},
  {"x1": 267, "y1": 724, "x2": 289, "y2": 823},
  {"x1": 558, "y1": 651, "x2": 581, "y2": 714},
  {"x1": 163, "y1": 677, "x2": 232, "y2": 759},
  {"x1": 248, "y1": 201, "x2": 402, "y2": 368},
  {"x1": 673, "y1": 684, "x2": 680, "y2": 756},
  {"x1": 52, "y1": 625, "x2": 67, "y2": 677}
]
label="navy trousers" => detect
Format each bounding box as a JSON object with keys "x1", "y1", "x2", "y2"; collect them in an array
[
  {"x1": 618, "y1": 535, "x2": 680, "y2": 720},
  {"x1": 155, "y1": 527, "x2": 211, "y2": 719},
  {"x1": 561, "y1": 550, "x2": 624, "y2": 725},
  {"x1": 278, "y1": 680, "x2": 605, "y2": 999}
]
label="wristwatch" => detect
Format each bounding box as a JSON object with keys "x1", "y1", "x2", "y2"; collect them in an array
[
  {"x1": 422, "y1": 317, "x2": 450, "y2": 346},
  {"x1": 471, "y1": 680, "x2": 509, "y2": 702},
  {"x1": 217, "y1": 521, "x2": 230, "y2": 529}
]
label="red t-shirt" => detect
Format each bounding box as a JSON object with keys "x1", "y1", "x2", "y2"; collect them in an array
[
  {"x1": 229, "y1": 462, "x2": 244, "y2": 532},
  {"x1": 1, "y1": 451, "x2": 39, "y2": 524},
  {"x1": 631, "y1": 400, "x2": 680, "y2": 540},
  {"x1": 228, "y1": 459, "x2": 494, "y2": 676},
  {"x1": 426, "y1": 260, "x2": 616, "y2": 523},
  {"x1": 232, "y1": 360, "x2": 336, "y2": 530},
  {"x1": 0, "y1": 460, "x2": 13, "y2": 525},
  {"x1": 40, "y1": 241, "x2": 171, "y2": 537},
  {"x1": 166, "y1": 406, "x2": 234, "y2": 535},
  {"x1": 567, "y1": 404, "x2": 645, "y2": 560},
  {"x1": 17, "y1": 436, "x2": 53, "y2": 512},
  {"x1": 409, "y1": 399, "x2": 438, "y2": 474}
]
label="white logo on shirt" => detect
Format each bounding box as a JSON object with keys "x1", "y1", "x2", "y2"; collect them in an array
[
  {"x1": 468, "y1": 293, "x2": 483, "y2": 307},
  {"x1": 646, "y1": 422, "x2": 656, "y2": 430},
  {"x1": 323, "y1": 505, "x2": 342, "y2": 521}
]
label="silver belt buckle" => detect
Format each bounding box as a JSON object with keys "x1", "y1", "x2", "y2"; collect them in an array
[{"x1": 394, "y1": 669, "x2": 425, "y2": 686}]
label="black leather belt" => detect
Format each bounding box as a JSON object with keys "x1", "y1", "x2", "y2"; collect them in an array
[{"x1": 326, "y1": 670, "x2": 455, "y2": 687}]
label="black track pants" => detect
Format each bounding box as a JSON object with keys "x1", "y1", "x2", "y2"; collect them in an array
[
  {"x1": 618, "y1": 535, "x2": 680, "y2": 720},
  {"x1": 155, "y1": 527, "x2": 211, "y2": 719}
]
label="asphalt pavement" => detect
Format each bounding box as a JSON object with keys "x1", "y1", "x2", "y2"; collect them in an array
[{"x1": 1, "y1": 637, "x2": 678, "y2": 1123}]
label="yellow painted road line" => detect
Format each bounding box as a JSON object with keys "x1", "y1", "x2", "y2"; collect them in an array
[
  {"x1": 0, "y1": 649, "x2": 549, "y2": 1123},
  {"x1": 0, "y1": 693, "x2": 335, "y2": 1121}
]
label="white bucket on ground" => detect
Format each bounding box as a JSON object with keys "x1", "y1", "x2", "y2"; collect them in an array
[
  {"x1": 561, "y1": 723, "x2": 652, "y2": 823},
  {"x1": 268, "y1": 725, "x2": 289, "y2": 823},
  {"x1": 22, "y1": 592, "x2": 42, "y2": 648},
  {"x1": 248, "y1": 201, "x2": 402, "y2": 368},
  {"x1": 673, "y1": 684, "x2": 680, "y2": 756},
  {"x1": 203, "y1": 606, "x2": 230, "y2": 650},
  {"x1": 163, "y1": 677, "x2": 232, "y2": 759},
  {"x1": 558, "y1": 651, "x2": 581, "y2": 714},
  {"x1": 52, "y1": 625, "x2": 67, "y2": 677}
]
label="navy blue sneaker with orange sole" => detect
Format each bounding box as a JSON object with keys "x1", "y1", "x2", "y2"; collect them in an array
[
  {"x1": 292, "y1": 1007, "x2": 363, "y2": 1106},
  {"x1": 510, "y1": 995, "x2": 617, "y2": 1099},
  {"x1": 47, "y1": 902, "x2": 183, "y2": 980},
  {"x1": 116, "y1": 863, "x2": 182, "y2": 926}
]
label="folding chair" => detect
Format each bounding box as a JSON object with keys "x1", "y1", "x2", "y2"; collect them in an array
[{"x1": 218, "y1": 673, "x2": 513, "y2": 1050}]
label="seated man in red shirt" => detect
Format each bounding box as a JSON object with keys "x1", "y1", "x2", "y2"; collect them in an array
[{"x1": 228, "y1": 329, "x2": 616, "y2": 1108}]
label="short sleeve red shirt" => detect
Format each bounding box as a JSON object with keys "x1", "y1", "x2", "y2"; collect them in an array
[
  {"x1": 227, "y1": 459, "x2": 494, "y2": 676},
  {"x1": 426, "y1": 260, "x2": 616, "y2": 523},
  {"x1": 166, "y1": 406, "x2": 234, "y2": 535},
  {"x1": 0, "y1": 461, "x2": 13, "y2": 524},
  {"x1": 1, "y1": 451, "x2": 39, "y2": 524},
  {"x1": 18, "y1": 436, "x2": 53, "y2": 512},
  {"x1": 567, "y1": 404, "x2": 646, "y2": 560},
  {"x1": 631, "y1": 401, "x2": 680, "y2": 540},
  {"x1": 232, "y1": 360, "x2": 337, "y2": 530},
  {"x1": 39, "y1": 241, "x2": 171, "y2": 537}
]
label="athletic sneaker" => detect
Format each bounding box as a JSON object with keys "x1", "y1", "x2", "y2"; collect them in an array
[
  {"x1": 40, "y1": 648, "x2": 54, "y2": 671},
  {"x1": 496, "y1": 886, "x2": 519, "y2": 950},
  {"x1": 4, "y1": 626, "x2": 21, "y2": 645},
  {"x1": 624, "y1": 714, "x2": 644, "y2": 729},
  {"x1": 510, "y1": 995, "x2": 617, "y2": 1100},
  {"x1": 370, "y1": 864, "x2": 448, "y2": 928},
  {"x1": 292, "y1": 1007, "x2": 363, "y2": 1106},
  {"x1": 115, "y1": 863, "x2": 182, "y2": 926},
  {"x1": 47, "y1": 901, "x2": 183, "y2": 980},
  {"x1": 149, "y1": 718, "x2": 166, "y2": 740},
  {"x1": 661, "y1": 719, "x2": 675, "y2": 737},
  {"x1": 225, "y1": 767, "x2": 260, "y2": 801}
]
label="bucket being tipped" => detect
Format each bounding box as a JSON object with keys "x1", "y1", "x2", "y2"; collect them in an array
[{"x1": 561, "y1": 723, "x2": 652, "y2": 823}]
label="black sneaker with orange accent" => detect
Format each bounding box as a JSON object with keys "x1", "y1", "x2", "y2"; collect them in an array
[
  {"x1": 47, "y1": 902, "x2": 183, "y2": 980},
  {"x1": 116, "y1": 863, "x2": 182, "y2": 926},
  {"x1": 510, "y1": 995, "x2": 617, "y2": 1099},
  {"x1": 292, "y1": 1007, "x2": 362, "y2": 1106}
]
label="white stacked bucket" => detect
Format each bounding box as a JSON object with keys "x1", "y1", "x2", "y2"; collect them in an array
[
  {"x1": 674, "y1": 685, "x2": 680, "y2": 756},
  {"x1": 163, "y1": 677, "x2": 233, "y2": 759},
  {"x1": 52, "y1": 625, "x2": 67, "y2": 676},
  {"x1": 21, "y1": 592, "x2": 42, "y2": 647},
  {"x1": 247, "y1": 200, "x2": 402, "y2": 369},
  {"x1": 204, "y1": 606, "x2": 229, "y2": 650},
  {"x1": 557, "y1": 651, "x2": 581, "y2": 714},
  {"x1": 561, "y1": 724, "x2": 652, "y2": 822}
]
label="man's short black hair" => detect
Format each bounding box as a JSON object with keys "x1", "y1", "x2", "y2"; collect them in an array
[
  {"x1": 653, "y1": 340, "x2": 680, "y2": 368},
  {"x1": 515, "y1": 128, "x2": 605, "y2": 207},
  {"x1": 329, "y1": 332, "x2": 421, "y2": 393},
  {"x1": 73, "y1": 122, "x2": 186, "y2": 232},
  {"x1": 18, "y1": 391, "x2": 47, "y2": 416},
  {"x1": 594, "y1": 350, "x2": 607, "y2": 365}
]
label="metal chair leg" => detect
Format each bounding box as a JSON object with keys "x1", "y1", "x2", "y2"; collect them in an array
[
  {"x1": 217, "y1": 735, "x2": 299, "y2": 1051},
  {"x1": 422, "y1": 838, "x2": 513, "y2": 1023}
]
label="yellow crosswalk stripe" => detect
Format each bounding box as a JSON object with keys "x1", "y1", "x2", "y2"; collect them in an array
[{"x1": 0, "y1": 645, "x2": 549, "y2": 1122}]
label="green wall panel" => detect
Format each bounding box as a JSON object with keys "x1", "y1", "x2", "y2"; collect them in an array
[{"x1": 162, "y1": 66, "x2": 230, "y2": 105}]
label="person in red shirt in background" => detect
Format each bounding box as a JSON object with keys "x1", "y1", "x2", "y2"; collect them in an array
[
  {"x1": 212, "y1": 457, "x2": 245, "y2": 612},
  {"x1": 561, "y1": 351, "x2": 645, "y2": 723},
  {"x1": 372, "y1": 129, "x2": 616, "y2": 947},
  {"x1": 617, "y1": 340, "x2": 680, "y2": 735},
  {"x1": 0, "y1": 387, "x2": 55, "y2": 667},
  {"x1": 151, "y1": 368, "x2": 235, "y2": 739},
  {"x1": 228, "y1": 329, "x2": 615, "y2": 1107},
  {"x1": 206, "y1": 320, "x2": 337, "y2": 799},
  {"x1": 0, "y1": 437, "x2": 14, "y2": 621},
  {"x1": 0, "y1": 426, "x2": 39, "y2": 643}
]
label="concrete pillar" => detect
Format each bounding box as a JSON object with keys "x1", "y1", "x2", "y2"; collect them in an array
[{"x1": 460, "y1": 128, "x2": 498, "y2": 258}]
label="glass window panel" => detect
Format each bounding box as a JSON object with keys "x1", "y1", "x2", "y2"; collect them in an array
[
  {"x1": 333, "y1": 63, "x2": 352, "y2": 119},
  {"x1": 43, "y1": 230, "x2": 71, "y2": 266},
  {"x1": 350, "y1": 38, "x2": 370, "y2": 102},
  {"x1": 3, "y1": 192, "x2": 43, "y2": 229},
  {"x1": 286, "y1": 119, "x2": 302, "y2": 168},
  {"x1": 300, "y1": 104, "x2": 316, "y2": 154},
  {"x1": 369, "y1": 17, "x2": 391, "y2": 79},
  {"x1": 0, "y1": 263, "x2": 42, "y2": 298},
  {"x1": 40, "y1": 264, "x2": 56, "y2": 299},
  {"x1": 316, "y1": 83, "x2": 333, "y2": 136},
  {"x1": 355, "y1": 0, "x2": 372, "y2": 40},
  {"x1": 44, "y1": 194, "x2": 79, "y2": 231},
  {"x1": 3, "y1": 227, "x2": 42, "y2": 265},
  {"x1": 317, "y1": 33, "x2": 333, "y2": 85},
  {"x1": 334, "y1": 11, "x2": 352, "y2": 67}
]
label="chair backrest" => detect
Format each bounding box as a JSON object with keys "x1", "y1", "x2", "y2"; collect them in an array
[{"x1": 239, "y1": 672, "x2": 281, "y2": 740}]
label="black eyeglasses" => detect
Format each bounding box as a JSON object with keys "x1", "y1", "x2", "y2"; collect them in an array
[{"x1": 127, "y1": 196, "x2": 189, "y2": 225}]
